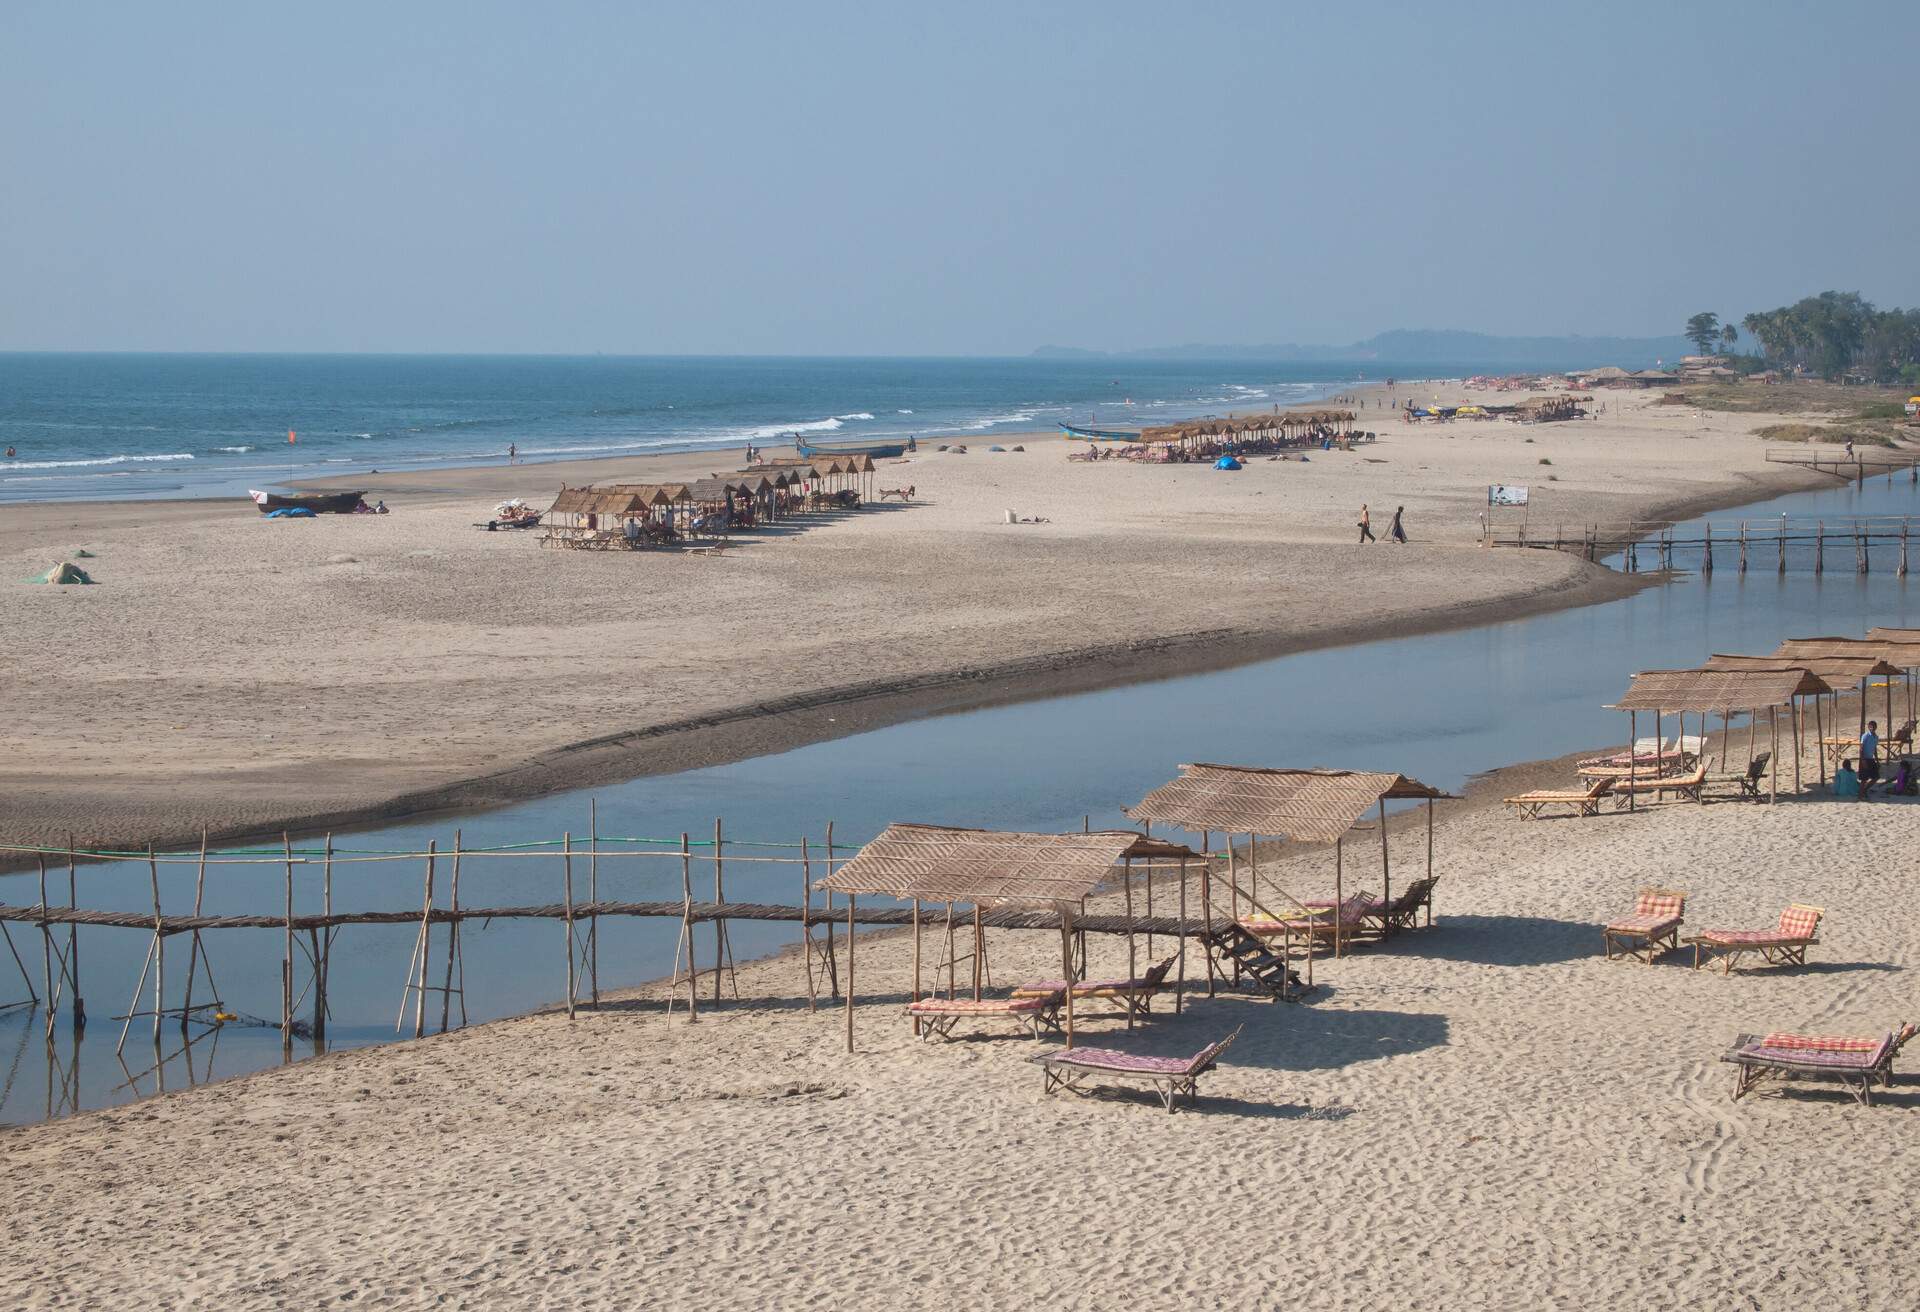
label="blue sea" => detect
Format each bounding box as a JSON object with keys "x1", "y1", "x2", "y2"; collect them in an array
[{"x1": 0, "y1": 354, "x2": 1423, "y2": 503}]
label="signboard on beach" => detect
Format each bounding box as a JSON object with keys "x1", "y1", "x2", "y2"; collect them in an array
[{"x1": 1488, "y1": 484, "x2": 1529, "y2": 506}]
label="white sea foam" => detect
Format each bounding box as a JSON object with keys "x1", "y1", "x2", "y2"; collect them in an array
[
  {"x1": 211, "y1": 445, "x2": 255, "y2": 454},
  {"x1": 896, "y1": 409, "x2": 914, "y2": 415},
  {"x1": 5, "y1": 452, "x2": 195, "y2": 471},
  {"x1": 961, "y1": 410, "x2": 1039, "y2": 431},
  {"x1": 833, "y1": 412, "x2": 875, "y2": 421}
]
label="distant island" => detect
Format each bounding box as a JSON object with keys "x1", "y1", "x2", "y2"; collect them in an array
[{"x1": 1031, "y1": 328, "x2": 1694, "y2": 370}]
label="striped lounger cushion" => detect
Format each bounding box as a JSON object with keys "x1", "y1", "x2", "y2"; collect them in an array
[
  {"x1": 1047, "y1": 1048, "x2": 1198, "y2": 1075},
  {"x1": 1758, "y1": 1032, "x2": 1883, "y2": 1054},
  {"x1": 1018, "y1": 978, "x2": 1135, "y2": 994},
  {"x1": 1699, "y1": 929, "x2": 1792, "y2": 946},
  {"x1": 909, "y1": 997, "x2": 1050, "y2": 1015},
  {"x1": 1776, "y1": 907, "x2": 1822, "y2": 939},
  {"x1": 1605, "y1": 913, "x2": 1681, "y2": 935}
]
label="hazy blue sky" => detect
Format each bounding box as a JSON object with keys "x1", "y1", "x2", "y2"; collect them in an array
[{"x1": 4, "y1": 2, "x2": 1916, "y2": 355}]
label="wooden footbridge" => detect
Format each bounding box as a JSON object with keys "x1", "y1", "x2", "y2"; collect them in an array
[{"x1": 1488, "y1": 513, "x2": 1920, "y2": 574}]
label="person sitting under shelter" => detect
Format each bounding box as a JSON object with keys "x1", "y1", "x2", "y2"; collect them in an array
[{"x1": 1833, "y1": 759, "x2": 1861, "y2": 799}]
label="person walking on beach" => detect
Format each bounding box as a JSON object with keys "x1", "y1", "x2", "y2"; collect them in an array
[
  {"x1": 1390, "y1": 505, "x2": 1407, "y2": 543},
  {"x1": 508, "y1": 442, "x2": 517, "y2": 465},
  {"x1": 1860, "y1": 720, "x2": 1881, "y2": 788},
  {"x1": 1358, "y1": 503, "x2": 1376, "y2": 543}
]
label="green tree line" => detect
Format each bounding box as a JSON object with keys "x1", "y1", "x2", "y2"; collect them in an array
[{"x1": 1699, "y1": 292, "x2": 1920, "y2": 386}]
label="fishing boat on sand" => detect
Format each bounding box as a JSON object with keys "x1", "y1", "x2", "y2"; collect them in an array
[
  {"x1": 248, "y1": 489, "x2": 368, "y2": 515},
  {"x1": 791, "y1": 435, "x2": 911, "y2": 460},
  {"x1": 1058, "y1": 421, "x2": 1144, "y2": 443}
]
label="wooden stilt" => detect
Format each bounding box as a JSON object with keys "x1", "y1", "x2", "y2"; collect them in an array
[
  {"x1": 1175, "y1": 854, "x2": 1187, "y2": 1015},
  {"x1": 588, "y1": 801, "x2": 600, "y2": 1009},
  {"x1": 279, "y1": 835, "x2": 294, "y2": 1049},
  {"x1": 562, "y1": 832, "x2": 576, "y2": 1020},
  {"x1": 844, "y1": 893, "x2": 856, "y2": 1054},
  {"x1": 910, "y1": 898, "x2": 922, "y2": 1037},
  {"x1": 317, "y1": 833, "x2": 332, "y2": 1043},
  {"x1": 801, "y1": 837, "x2": 817, "y2": 1011},
  {"x1": 440, "y1": 831, "x2": 462, "y2": 1034},
  {"x1": 413, "y1": 840, "x2": 436, "y2": 1040},
  {"x1": 1768, "y1": 707, "x2": 1779, "y2": 804},
  {"x1": 1376, "y1": 798, "x2": 1392, "y2": 934},
  {"x1": 38, "y1": 857, "x2": 55, "y2": 1037},
  {"x1": 66, "y1": 837, "x2": 82, "y2": 1029}
]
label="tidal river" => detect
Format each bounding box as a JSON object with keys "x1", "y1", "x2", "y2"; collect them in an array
[{"x1": 5, "y1": 470, "x2": 1918, "y2": 1122}]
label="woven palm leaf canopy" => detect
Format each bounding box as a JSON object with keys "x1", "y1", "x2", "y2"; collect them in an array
[
  {"x1": 1774, "y1": 637, "x2": 1918, "y2": 734},
  {"x1": 816, "y1": 823, "x2": 1185, "y2": 906},
  {"x1": 1128, "y1": 764, "x2": 1451, "y2": 968},
  {"x1": 815, "y1": 824, "x2": 1199, "y2": 1052},
  {"x1": 1607, "y1": 668, "x2": 1821, "y2": 800}
]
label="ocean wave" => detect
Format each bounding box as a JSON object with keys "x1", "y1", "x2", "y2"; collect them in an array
[
  {"x1": 896, "y1": 409, "x2": 914, "y2": 415},
  {"x1": 210, "y1": 445, "x2": 256, "y2": 454},
  {"x1": 833, "y1": 412, "x2": 875, "y2": 421},
  {"x1": 4, "y1": 452, "x2": 195, "y2": 471},
  {"x1": 960, "y1": 410, "x2": 1039, "y2": 431}
]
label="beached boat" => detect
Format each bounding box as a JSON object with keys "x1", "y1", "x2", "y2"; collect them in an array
[
  {"x1": 248, "y1": 489, "x2": 367, "y2": 515},
  {"x1": 1058, "y1": 422, "x2": 1143, "y2": 443},
  {"x1": 792, "y1": 435, "x2": 910, "y2": 459}
]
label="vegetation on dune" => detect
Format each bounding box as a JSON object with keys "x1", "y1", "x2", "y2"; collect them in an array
[
  {"x1": 1753, "y1": 422, "x2": 1898, "y2": 447},
  {"x1": 1735, "y1": 292, "x2": 1920, "y2": 386}
]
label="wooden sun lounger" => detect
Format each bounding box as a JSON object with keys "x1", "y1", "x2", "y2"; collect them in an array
[
  {"x1": 1721, "y1": 1023, "x2": 1916, "y2": 1106},
  {"x1": 1602, "y1": 886, "x2": 1686, "y2": 963},
  {"x1": 1011, "y1": 958, "x2": 1175, "y2": 1029},
  {"x1": 1033, "y1": 1025, "x2": 1243, "y2": 1113},
  {"x1": 1505, "y1": 777, "x2": 1612, "y2": 819},
  {"x1": 1240, "y1": 893, "x2": 1374, "y2": 944},
  {"x1": 1297, "y1": 876, "x2": 1440, "y2": 935},
  {"x1": 906, "y1": 990, "x2": 1062, "y2": 1041},
  {"x1": 1610, "y1": 756, "x2": 1712, "y2": 806},
  {"x1": 1688, "y1": 904, "x2": 1823, "y2": 973},
  {"x1": 1705, "y1": 752, "x2": 1771, "y2": 801}
]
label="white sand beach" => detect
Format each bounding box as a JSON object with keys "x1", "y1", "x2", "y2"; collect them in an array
[{"x1": 7, "y1": 752, "x2": 1918, "y2": 1309}]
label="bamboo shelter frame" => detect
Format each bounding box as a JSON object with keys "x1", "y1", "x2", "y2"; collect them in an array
[
  {"x1": 813, "y1": 824, "x2": 1198, "y2": 1053},
  {"x1": 1773, "y1": 638, "x2": 1918, "y2": 739},
  {"x1": 1, "y1": 819, "x2": 1214, "y2": 1083},
  {"x1": 1127, "y1": 764, "x2": 1450, "y2": 974},
  {"x1": 1607, "y1": 668, "x2": 1827, "y2": 804}
]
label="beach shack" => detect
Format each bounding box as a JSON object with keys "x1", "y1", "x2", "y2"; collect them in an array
[
  {"x1": 1128, "y1": 764, "x2": 1449, "y2": 983},
  {"x1": 1776, "y1": 635, "x2": 1920, "y2": 731},
  {"x1": 814, "y1": 824, "x2": 1196, "y2": 1052},
  {"x1": 1606, "y1": 668, "x2": 1821, "y2": 804}
]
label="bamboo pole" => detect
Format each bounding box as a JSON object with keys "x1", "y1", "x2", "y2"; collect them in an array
[
  {"x1": 910, "y1": 898, "x2": 922, "y2": 1037},
  {"x1": 1175, "y1": 854, "x2": 1187, "y2": 1015},
  {"x1": 440, "y1": 831, "x2": 462, "y2": 1034},
  {"x1": 318, "y1": 832, "x2": 332, "y2": 1043},
  {"x1": 588, "y1": 800, "x2": 600, "y2": 1009},
  {"x1": 801, "y1": 837, "x2": 816, "y2": 1012},
  {"x1": 563, "y1": 832, "x2": 576, "y2": 1020},
  {"x1": 1333, "y1": 835, "x2": 1344, "y2": 959},
  {"x1": 681, "y1": 833, "x2": 697, "y2": 1023},
  {"x1": 37, "y1": 856, "x2": 54, "y2": 1036},
  {"x1": 1376, "y1": 798, "x2": 1391, "y2": 935},
  {"x1": 1060, "y1": 915, "x2": 1076, "y2": 1050},
  {"x1": 844, "y1": 893, "x2": 856, "y2": 1054},
  {"x1": 413, "y1": 841, "x2": 436, "y2": 1039},
  {"x1": 63, "y1": 837, "x2": 79, "y2": 1029},
  {"x1": 1769, "y1": 707, "x2": 1779, "y2": 804},
  {"x1": 280, "y1": 834, "x2": 294, "y2": 1048},
  {"x1": 1199, "y1": 831, "x2": 1215, "y2": 997}
]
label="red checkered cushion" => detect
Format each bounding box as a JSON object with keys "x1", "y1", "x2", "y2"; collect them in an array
[
  {"x1": 1776, "y1": 906, "x2": 1822, "y2": 939},
  {"x1": 1605, "y1": 913, "x2": 1681, "y2": 935},
  {"x1": 1741, "y1": 1041, "x2": 1887, "y2": 1070},
  {"x1": 1760, "y1": 1032, "x2": 1880, "y2": 1053},
  {"x1": 1698, "y1": 929, "x2": 1792, "y2": 946},
  {"x1": 1634, "y1": 890, "x2": 1685, "y2": 919},
  {"x1": 1048, "y1": 1046, "x2": 1207, "y2": 1076},
  {"x1": 909, "y1": 995, "x2": 1052, "y2": 1015}
]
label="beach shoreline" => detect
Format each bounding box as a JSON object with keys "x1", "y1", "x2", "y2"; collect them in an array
[{"x1": 0, "y1": 385, "x2": 1878, "y2": 862}]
